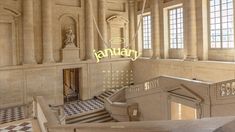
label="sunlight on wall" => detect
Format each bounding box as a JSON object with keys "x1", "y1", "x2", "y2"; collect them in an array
[{"x1": 171, "y1": 102, "x2": 197, "y2": 120}]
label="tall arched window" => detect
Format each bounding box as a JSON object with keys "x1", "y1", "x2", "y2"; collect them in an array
[
  {"x1": 142, "y1": 14, "x2": 152, "y2": 49},
  {"x1": 169, "y1": 7, "x2": 184, "y2": 49},
  {"x1": 209, "y1": 0, "x2": 234, "y2": 48}
]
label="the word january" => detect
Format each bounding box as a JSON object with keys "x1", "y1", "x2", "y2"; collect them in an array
[{"x1": 93, "y1": 48, "x2": 141, "y2": 62}]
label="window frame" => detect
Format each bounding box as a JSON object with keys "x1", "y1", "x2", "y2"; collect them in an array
[
  {"x1": 168, "y1": 6, "x2": 184, "y2": 49},
  {"x1": 208, "y1": 0, "x2": 235, "y2": 49},
  {"x1": 142, "y1": 13, "x2": 152, "y2": 50}
]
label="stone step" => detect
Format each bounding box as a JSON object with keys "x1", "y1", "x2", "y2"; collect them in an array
[
  {"x1": 77, "y1": 113, "x2": 112, "y2": 124},
  {"x1": 96, "y1": 96, "x2": 105, "y2": 102},
  {"x1": 99, "y1": 94, "x2": 108, "y2": 99},
  {"x1": 66, "y1": 109, "x2": 109, "y2": 124},
  {"x1": 102, "y1": 92, "x2": 111, "y2": 97},
  {"x1": 66, "y1": 108, "x2": 104, "y2": 120},
  {"x1": 93, "y1": 116, "x2": 115, "y2": 123}
]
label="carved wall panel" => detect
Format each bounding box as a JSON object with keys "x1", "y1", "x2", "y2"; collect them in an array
[
  {"x1": 107, "y1": 15, "x2": 129, "y2": 52},
  {"x1": 0, "y1": 23, "x2": 13, "y2": 66},
  {"x1": 107, "y1": 1, "x2": 126, "y2": 12},
  {"x1": 0, "y1": 6, "x2": 21, "y2": 67}
]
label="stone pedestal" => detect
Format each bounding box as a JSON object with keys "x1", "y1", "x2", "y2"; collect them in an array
[{"x1": 61, "y1": 48, "x2": 80, "y2": 62}]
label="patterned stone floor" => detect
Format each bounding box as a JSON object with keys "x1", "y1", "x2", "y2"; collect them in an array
[
  {"x1": 0, "y1": 121, "x2": 32, "y2": 132},
  {"x1": 0, "y1": 106, "x2": 25, "y2": 125},
  {"x1": 64, "y1": 99, "x2": 104, "y2": 116}
]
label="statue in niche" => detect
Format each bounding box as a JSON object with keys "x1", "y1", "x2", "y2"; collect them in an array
[{"x1": 64, "y1": 27, "x2": 76, "y2": 48}]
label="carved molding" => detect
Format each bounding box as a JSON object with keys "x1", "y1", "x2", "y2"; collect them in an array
[
  {"x1": 107, "y1": 15, "x2": 129, "y2": 25},
  {"x1": 106, "y1": 15, "x2": 129, "y2": 48},
  {"x1": 0, "y1": 5, "x2": 21, "y2": 17}
]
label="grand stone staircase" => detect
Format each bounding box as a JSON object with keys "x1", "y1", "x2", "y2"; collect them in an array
[
  {"x1": 66, "y1": 108, "x2": 116, "y2": 124},
  {"x1": 64, "y1": 89, "x2": 119, "y2": 124}
]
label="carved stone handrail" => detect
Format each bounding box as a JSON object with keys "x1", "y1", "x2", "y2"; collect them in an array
[
  {"x1": 46, "y1": 116, "x2": 235, "y2": 132},
  {"x1": 33, "y1": 96, "x2": 60, "y2": 132},
  {"x1": 104, "y1": 88, "x2": 139, "y2": 122},
  {"x1": 125, "y1": 77, "x2": 160, "y2": 98},
  {"x1": 104, "y1": 88, "x2": 129, "y2": 122}
]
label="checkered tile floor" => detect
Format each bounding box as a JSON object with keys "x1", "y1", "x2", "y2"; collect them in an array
[
  {"x1": 64, "y1": 99, "x2": 104, "y2": 116},
  {"x1": 0, "y1": 106, "x2": 25, "y2": 125},
  {"x1": 0, "y1": 121, "x2": 32, "y2": 132}
]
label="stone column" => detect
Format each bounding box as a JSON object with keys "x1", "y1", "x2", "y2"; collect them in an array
[
  {"x1": 42, "y1": 0, "x2": 55, "y2": 63},
  {"x1": 151, "y1": 0, "x2": 161, "y2": 59},
  {"x1": 98, "y1": 0, "x2": 108, "y2": 50},
  {"x1": 23, "y1": 0, "x2": 36, "y2": 64},
  {"x1": 184, "y1": 0, "x2": 198, "y2": 61},
  {"x1": 85, "y1": 0, "x2": 95, "y2": 60},
  {"x1": 129, "y1": 0, "x2": 135, "y2": 50}
]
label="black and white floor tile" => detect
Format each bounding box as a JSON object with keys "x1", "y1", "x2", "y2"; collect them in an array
[
  {"x1": 64, "y1": 99, "x2": 104, "y2": 116},
  {"x1": 0, "y1": 106, "x2": 25, "y2": 125},
  {"x1": 0, "y1": 121, "x2": 32, "y2": 132}
]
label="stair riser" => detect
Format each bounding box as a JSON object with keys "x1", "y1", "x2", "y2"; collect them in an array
[{"x1": 66, "y1": 112, "x2": 109, "y2": 124}]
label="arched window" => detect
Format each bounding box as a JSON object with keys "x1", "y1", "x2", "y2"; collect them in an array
[
  {"x1": 142, "y1": 14, "x2": 152, "y2": 49},
  {"x1": 209, "y1": 0, "x2": 234, "y2": 48},
  {"x1": 169, "y1": 7, "x2": 184, "y2": 49}
]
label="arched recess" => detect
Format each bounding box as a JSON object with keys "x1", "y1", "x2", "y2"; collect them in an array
[
  {"x1": 107, "y1": 15, "x2": 129, "y2": 56},
  {"x1": 54, "y1": 14, "x2": 79, "y2": 62},
  {"x1": 59, "y1": 14, "x2": 79, "y2": 48},
  {"x1": 0, "y1": 6, "x2": 21, "y2": 66}
]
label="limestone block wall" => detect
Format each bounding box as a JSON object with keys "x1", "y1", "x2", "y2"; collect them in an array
[
  {"x1": 132, "y1": 59, "x2": 235, "y2": 83},
  {"x1": 136, "y1": 0, "x2": 235, "y2": 62},
  {"x1": 132, "y1": 59, "x2": 235, "y2": 119},
  {"x1": 0, "y1": 0, "x2": 132, "y2": 65},
  {"x1": 0, "y1": 59, "x2": 131, "y2": 109},
  {"x1": 0, "y1": 0, "x2": 135, "y2": 108}
]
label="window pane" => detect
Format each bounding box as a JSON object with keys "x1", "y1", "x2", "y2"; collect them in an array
[
  {"x1": 142, "y1": 15, "x2": 152, "y2": 49},
  {"x1": 210, "y1": 0, "x2": 234, "y2": 48},
  {"x1": 169, "y1": 7, "x2": 184, "y2": 49}
]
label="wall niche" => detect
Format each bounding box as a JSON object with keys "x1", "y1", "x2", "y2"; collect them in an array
[
  {"x1": 60, "y1": 15, "x2": 78, "y2": 48},
  {"x1": 59, "y1": 14, "x2": 80, "y2": 62}
]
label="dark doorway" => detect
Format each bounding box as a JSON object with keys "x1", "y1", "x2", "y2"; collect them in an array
[{"x1": 63, "y1": 68, "x2": 80, "y2": 103}]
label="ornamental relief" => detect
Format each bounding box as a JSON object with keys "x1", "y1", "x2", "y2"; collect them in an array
[{"x1": 218, "y1": 82, "x2": 235, "y2": 97}]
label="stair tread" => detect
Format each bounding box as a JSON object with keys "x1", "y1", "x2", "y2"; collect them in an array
[
  {"x1": 78, "y1": 114, "x2": 112, "y2": 124},
  {"x1": 104, "y1": 91, "x2": 112, "y2": 96},
  {"x1": 65, "y1": 89, "x2": 122, "y2": 124},
  {"x1": 66, "y1": 109, "x2": 107, "y2": 121},
  {"x1": 66, "y1": 110, "x2": 109, "y2": 124},
  {"x1": 96, "y1": 96, "x2": 105, "y2": 102},
  {"x1": 93, "y1": 117, "x2": 114, "y2": 123}
]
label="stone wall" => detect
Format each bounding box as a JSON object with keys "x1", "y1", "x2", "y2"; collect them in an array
[
  {"x1": 132, "y1": 59, "x2": 235, "y2": 83},
  {"x1": 0, "y1": 59, "x2": 131, "y2": 108},
  {"x1": 136, "y1": 0, "x2": 235, "y2": 62},
  {"x1": 0, "y1": 0, "x2": 134, "y2": 108}
]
